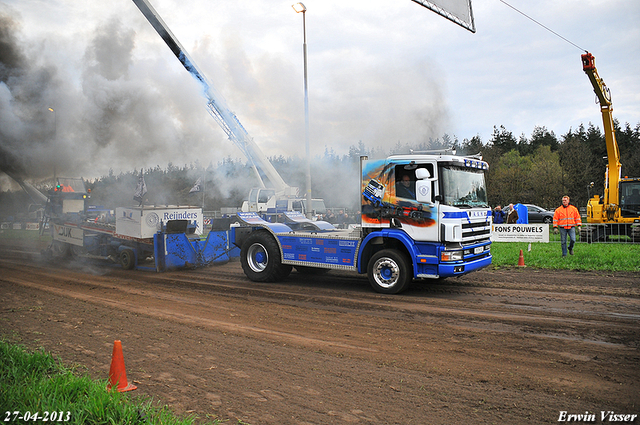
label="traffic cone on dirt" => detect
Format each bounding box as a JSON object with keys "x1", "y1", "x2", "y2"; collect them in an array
[
  {"x1": 107, "y1": 340, "x2": 137, "y2": 392},
  {"x1": 517, "y1": 249, "x2": 526, "y2": 267}
]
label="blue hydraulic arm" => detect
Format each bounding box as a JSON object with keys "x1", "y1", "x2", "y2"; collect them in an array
[{"x1": 132, "y1": 0, "x2": 291, "y2": 194}]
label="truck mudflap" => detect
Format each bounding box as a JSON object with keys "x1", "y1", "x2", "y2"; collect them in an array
[{"x1": 154, "y1": 230, "x2": 231, "y2": 272}]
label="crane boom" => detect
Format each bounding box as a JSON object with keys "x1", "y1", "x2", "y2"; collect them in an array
[
  {"x1": 3, "y1": 171, "x2": 48, "y2": 205},
  {"x1": 581, "y1": 52, "x2": 622, "y2": 218},
  {"x1": 132, "y1": 0, "x2": 294, "y2": 195}
]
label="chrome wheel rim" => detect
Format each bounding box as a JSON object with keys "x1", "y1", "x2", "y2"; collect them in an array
[
  {"x1": 247, "y1": 243, "x2": 268, "y2": 273},
  {"x1": 373, "y1": 257, "x2": 399, "y2": 289}
]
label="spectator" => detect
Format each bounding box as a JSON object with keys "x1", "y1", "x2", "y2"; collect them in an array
[
  {"x1": 336, "y1": 209, "x2": 347, "y2": 228},
  {"x1": 325, "y1": 209, "x2": 336, "y2": 223},
  {"x1": 492, "y1": 205, "x2": 505, "y2": 224},
  {"x1": 506, "y1": 204, "x2": 519, "y2": 224}
]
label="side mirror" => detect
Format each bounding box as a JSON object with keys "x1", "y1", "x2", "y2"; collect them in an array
[
  {"x1": 415, "y1": 168, "x2": 434, "y2": 204},
  {"x1": 415, "y1": 168, "x2": 431, "y2": 180}
]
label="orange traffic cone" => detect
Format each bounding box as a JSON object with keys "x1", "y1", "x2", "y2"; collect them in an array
[
  {"x1": 517, "y1": 249, "x2": 526, "y2": 267},
  {"x1": 107, "y1": 340, "x2": 137, "y2": 392}
]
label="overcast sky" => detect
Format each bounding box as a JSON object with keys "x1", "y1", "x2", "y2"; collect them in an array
[{"x1": 1, "y1": 0, "x2": 639, "y2": 190}]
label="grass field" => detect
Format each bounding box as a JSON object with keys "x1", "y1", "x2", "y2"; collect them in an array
[
  {"x1": 491, "y1": 241, "x2": 640, "y2": 272},
  {"x1": 0, "y1": 228, "x2": 48, "y2": 240}
]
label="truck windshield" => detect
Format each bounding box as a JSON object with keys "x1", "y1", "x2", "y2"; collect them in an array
[
  {"x1": 440, "y1": 166, "x2": 488, "y2": 208},
  {"x1": 57, "y1": 178, "x2": 86, "y2": 193}
]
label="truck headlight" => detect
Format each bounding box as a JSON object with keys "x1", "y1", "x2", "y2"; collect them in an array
[{"x1": 441, "y1": 250, "x2": 463, "y2": 262}]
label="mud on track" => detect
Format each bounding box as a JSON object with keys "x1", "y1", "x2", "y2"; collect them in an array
[{"x1": 1, "y1": 237, "x2": 639, "y2": 424}]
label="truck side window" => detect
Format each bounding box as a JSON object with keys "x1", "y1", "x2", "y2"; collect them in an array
[
  {"x1": 258, "y1": 190, "x2": 273, "y2": 203},
  {"x1": 395, "y1": 166, "x2": 416, "y2": 200}
]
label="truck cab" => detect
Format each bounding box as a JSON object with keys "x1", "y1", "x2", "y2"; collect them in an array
[
  {"x1": 46, "y1": 177, "x2": 90, "y2": 219},
  {"x1": 360, "y1": 154, "x2": 491, "y2": 281}
]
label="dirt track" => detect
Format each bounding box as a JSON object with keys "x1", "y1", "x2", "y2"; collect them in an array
[{"x1": 1, "y1": 236, "x2": 639, "y2": 424}]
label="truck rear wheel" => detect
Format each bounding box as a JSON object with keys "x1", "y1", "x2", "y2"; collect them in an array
[
  {"x1": 51, "y1": 241, "x2": 70, "y2": 258},
  {"x1": 120, "y1": 248, "x2": 136, "y2": 270},
  {"x1": 367, "y1": 249, "x2": 413, "y2": 294},
  {"x1": 241, "y1": 231, "x2": 292, "y2": 282}
]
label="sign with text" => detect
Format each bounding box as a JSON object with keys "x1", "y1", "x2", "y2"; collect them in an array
[
  {"x1": 491, "y1": 224, "x2": 549, "y2": 243},
  {"x1": 53, "y1": 224, "x2": 84, "y2": 246}
]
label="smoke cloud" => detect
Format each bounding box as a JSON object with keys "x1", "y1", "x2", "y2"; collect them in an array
[
  {"x1": 0, "y1": 1, "x2": 450, "y2": 207},
  {"x1": 0, "y1": 9, "x2": 56, "y2": 181},
  {"x1": 0, "y1": 5, "x2": 232, "y2": 192}
]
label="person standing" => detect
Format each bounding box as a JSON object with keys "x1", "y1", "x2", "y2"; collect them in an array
[
  {"x1": 506, "y1": 204, "x2": 518, "y2": 224},
  {"x1": 492, "y1": 205, "x2": 505, "y2": 224},
  {"x1": 553, "y1": 195, "x2": 582, "y2": 257},
  {"x1": 325, "y1": 209, "x2": 336, "y2": 223}
]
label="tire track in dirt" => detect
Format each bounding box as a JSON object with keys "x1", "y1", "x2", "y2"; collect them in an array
[
  {"x1": 2, "y1": 240, "x2": 640, "y2": 424},
  {"x1": 1, "y1": 272, "x2": 379, "y2": 354},
  {"x1": 2, "y1": 256, "x2": 638, "y2": 350}
]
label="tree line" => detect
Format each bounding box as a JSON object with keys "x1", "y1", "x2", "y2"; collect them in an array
[
  {"x1": 476, "y1": 121, "x2": 640, "y2": 210},
  {"x1": 85, "y1": 119, "x2": 640, "y2": 212},
  {"x1": 1, "y1": 120, "x2": 639, "y2": 219}
]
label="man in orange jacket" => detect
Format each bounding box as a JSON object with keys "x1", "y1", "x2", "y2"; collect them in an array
[{"x1": 553, "y1": 195, "x2": 582, "y2": 257}]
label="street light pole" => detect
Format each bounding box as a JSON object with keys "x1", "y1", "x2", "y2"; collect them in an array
[
  {"x1": 48, "y1": 107, "x2": 57, "y2": 181},
  {"x1": 293, "y1": 2, "x2": 313, "y2": 218}
]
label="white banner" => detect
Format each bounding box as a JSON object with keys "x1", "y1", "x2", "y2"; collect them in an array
[
  {"x1": 53, "y1": 224, "x2": 84, "y2": 246},
  {"x1": 491, "y1": 224, "x2": 549, "y2": 243},
  {"x1": 411, "y1": 0, "x2": 475, "y2": 33},
  {"x1": 25, "y1": 222, "x2": 40, "y2": 231}
]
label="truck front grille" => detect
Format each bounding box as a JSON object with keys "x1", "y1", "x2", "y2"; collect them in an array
[{"x1": 462, "y1": 221, "x2": 491, "y2": 245}]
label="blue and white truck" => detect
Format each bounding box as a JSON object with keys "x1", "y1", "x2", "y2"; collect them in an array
[{"x1": 231, "y1": 153, "x2": 492, "y2": 294}]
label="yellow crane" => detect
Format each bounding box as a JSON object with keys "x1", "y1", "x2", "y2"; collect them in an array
[{"x1": 581, "y1": 53, "x2": 640, "y2": 241}]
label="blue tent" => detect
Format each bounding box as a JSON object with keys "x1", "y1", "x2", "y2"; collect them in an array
[{"x1": 515, "y1": 203, "x2": 528, "y2": 224}]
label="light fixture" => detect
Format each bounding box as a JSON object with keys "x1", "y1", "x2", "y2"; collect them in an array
[{"x1": 292, "y1": 2, "x2": 312, "y2": 217}]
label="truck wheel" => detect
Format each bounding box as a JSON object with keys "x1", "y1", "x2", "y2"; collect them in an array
[
  {"x1": 70, "y1": 245, "x2": 86, "y2": 257},
  {"x1": 241, "y1": 231, "x2": 292, "y2": 282},
  {"x1": 120, "y1": 249, "x2": 136, "y2": 270},
  {"x1": 367, "y1": 249, "x2": 413, "y2": 294},
  {"x1": 51, "y1": 241, "x2": 70, "y2": 258}
]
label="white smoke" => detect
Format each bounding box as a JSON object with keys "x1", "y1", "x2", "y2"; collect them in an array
[{"x1": 1, "y1": 0, "x2": 451, "y2": 202}]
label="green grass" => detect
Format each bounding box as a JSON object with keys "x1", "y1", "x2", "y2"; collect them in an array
[
  {"x1": 0, "y1": 340, "x2": 223, "y2": 425},
  {"x1": 0, "y1": 228, "x2": 50, "y2": 241},
  {"x1": 490, "y1": 241, "x2": 640, "y2": 271}
]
